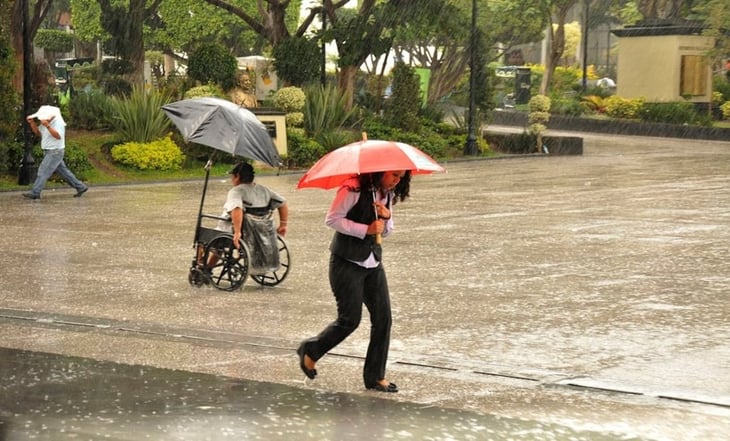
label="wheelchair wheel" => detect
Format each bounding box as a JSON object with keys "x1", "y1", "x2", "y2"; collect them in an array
[
  {"x1": 250, "y1": 235, "x2": 290, "y2": 287},
  {"x1": 203, "y1": 235, "x2": 250, "y2": 291}
]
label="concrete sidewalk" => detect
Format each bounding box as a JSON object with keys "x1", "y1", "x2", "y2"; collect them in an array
[{"x1": 1, "y1": 131, "x2": 729, "y2": 440}]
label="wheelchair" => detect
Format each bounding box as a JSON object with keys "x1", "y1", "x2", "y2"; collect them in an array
[{"x1": 188, "y1": 209, "x2": 291, "y2": 291}]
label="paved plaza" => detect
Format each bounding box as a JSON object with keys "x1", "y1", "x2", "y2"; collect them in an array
[{"x1": 0, "y1": 130, "x2": 728, "y2": 440}]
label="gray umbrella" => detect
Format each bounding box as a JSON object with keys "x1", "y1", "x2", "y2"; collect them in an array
[{"x1": 162, "y1": 97, "x2": 281, "y2": 167}]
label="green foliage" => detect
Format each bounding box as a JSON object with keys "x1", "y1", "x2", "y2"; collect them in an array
[
  {"x1": 303, "y1": 83, "x2": 358, "y2": 139},
  {"x1": 0, "y1": 139, "x2": 23, "y2": 174},
  {"x1": 383, "y1": 62, "x2": 421, "y2": 132},
  {"x1": 0, "y1": 4, "x2": 18, "y2": 141},
  {"x1": 272, "y1": 37, "x2": 322, "y2": 87},
  {"x1": 273, "y1": 87, "x2": 306, "y2": 112},
  {"x1": 184, "y1": 84, "x2": 227, "y2": 99},
  {"x1": 528, "y1": 94, "x2": 551, "y2": 113},
  {"x1": 285, "y1": 128, "x2": 326, "y2": 167},
  {"x1": 108, "y1": 86, "x2": 172, "y2": 143},
  {"x1": 714, "y1": 75, "x2": 730, "y2": 101},
  {"x1": 527, "y1": 95, "x2": 551, "y2": 136},
  {"x1": 69, "y1": 90, "x2": 113, "y2": 130},
  {"x1": 111, "y1": 135, "x2": 184, "y2": 171},
  {"x1": 581, "y1": 95, "x2": 607, "y2": 114},
  {"x1": 315, "y1": 129, "x2": 358, "y2": 153},
  {"x1": 361, "y1": 117, "x2": 451, "y2": 159},
  {"x1": 34, "y1": 29, "x2": 74, "y2": 53},
  {"x1": 187, "y1": 43, "x2": 237, "y2": 91},
  {"x1": 101, "y1": 58, "x2": 134, "y2": 76},
  {"x1": 639, "y1": 102, "x2": 704, "y2": 125},
  {"x1": 285, "y1": 112, "x2": 304, "y2": 128},
  {"x1": 721, "y1": 101, "x2": 730, "y2": 120},
  {"x1": 104, "y1": 77, "x2": 133, "y2": 97},
  {"x1": 604, "y1": 95, "x2": 644, "y2": 119},
  {"x1": 551, "y1": 97, "x2": 584, "y2": 116}
]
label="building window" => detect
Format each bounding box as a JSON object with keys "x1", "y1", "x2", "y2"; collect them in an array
[{"x1": 680, "y1": 55, "x2": 707, "y2": 97}]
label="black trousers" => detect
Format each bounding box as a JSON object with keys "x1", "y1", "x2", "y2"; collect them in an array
[{"x1": 302, "y1": 254, "x2": 392, "y2": 387}]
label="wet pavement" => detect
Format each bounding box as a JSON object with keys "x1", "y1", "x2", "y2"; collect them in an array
[{"x1": 1, "y1": 129, "x2": 729, "y2": 440}]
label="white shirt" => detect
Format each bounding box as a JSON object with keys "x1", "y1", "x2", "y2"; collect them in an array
[
  {"x1": 325, "y1": 178, "x2": 394, "y2": 268},
  {"x1": 40, "y1": 119, "x2": 65, "y2": 150}
]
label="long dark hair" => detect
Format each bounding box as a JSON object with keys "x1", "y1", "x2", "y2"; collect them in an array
[{"x1": 357, "y1": 171, "x2": 411, "y2": 205}]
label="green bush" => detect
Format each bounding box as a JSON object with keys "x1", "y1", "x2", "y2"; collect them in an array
[
  {"x1": 285, "y1": 111, "x2": 304, "y2": 128},
  {"x1": 108, "y1": 86, "x2": 172, "y2": 143},
  {"x1": 361, "y1": 117, "x2": 450, "y2": 159},
  {"x1": 69, "y1": 90, "x2": 113, "y2": 130},
  {"x1": 639, "y1": 101, "x2": 702, "y2": 125},
  {"x1": 0, "y1": 139, "x2": 23, "y2": 174},
  {"x1": 721, "y1": 101, "x2": 730, "y2": 120},
  {"x1": 273, "y1": 86, "x2": 306, "y2": 112},
  {"x1": 604, "y1": 95, "x2": 644, "y2": 119},
  {"x1": 315, "y1": 129, "x2": 358, "y2": 152},
  {"x1": 111, "y1": 135, "x2": 184, "y2": 171},
  {"x1": 713, "y1": 75, "x2": 730, "y2": 101},
  {"x1": 103, "y1": 77, "x2": 132, "y2": 97},
  {"x1": 285, "y1": 128, "x2": 325, "y2": 167},
  {"x1": 303, "y1": 83, "x2": 358, "y2": 139},
  {"x1": 184, "y1": 84, "x2": 227, "y2": 99},
  {"x1": 551, "y1": 97, "x2": 584, "y2": 116}
]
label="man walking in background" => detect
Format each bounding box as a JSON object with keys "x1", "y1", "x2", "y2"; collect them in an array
[{"x1": 23, "y1": 105, "x2": 88, "y2": 200}]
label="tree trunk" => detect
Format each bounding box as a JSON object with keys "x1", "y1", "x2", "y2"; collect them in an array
[
  {"x1": 127, "y1": 0, "x2": 146, "y2": 87},
  {"x1": 540, "y1": 2, "x2": 574, "y2": 96},
  {"x1": 10, "y1": 0, "x2": 23, "y2": 91},
  {"x1": 10, "y1": 0, "x2": 53, "y2": 93},
  {"x1": 338, "y1": 65, "x2": 358, "y2": 111}
]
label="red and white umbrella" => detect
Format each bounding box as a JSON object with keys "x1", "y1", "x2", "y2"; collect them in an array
[{"x1": 296, "y1": 137, "x2": 445, "y2": 190}]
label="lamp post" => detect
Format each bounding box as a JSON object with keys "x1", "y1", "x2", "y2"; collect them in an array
[
  {"x1": 320, "y1": 8, "x2": 326, "y2": 86},
  {"x1": 581, "y1": 0, "x2": 589, "y2": 93},
  {"x1": 18, "y1": 0, "x2": 36, "y2": 185},
  {"x1": 463, "y1": 0, "x2": 478, "y2": 156}
]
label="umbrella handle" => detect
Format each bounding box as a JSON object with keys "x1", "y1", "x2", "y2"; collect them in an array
[{"x1": 372, "y1": 185, "x2": 381, "y2": 245}]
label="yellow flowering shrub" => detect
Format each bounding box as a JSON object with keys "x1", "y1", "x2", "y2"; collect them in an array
[{"x1": 111, "y1": 135, "x2": 185, "y2": 170}]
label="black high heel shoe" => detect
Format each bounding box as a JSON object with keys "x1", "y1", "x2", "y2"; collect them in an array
[
  {"x1": 296, "y1": 344, "x2": 317, "y2": 380},
  {"x1": 366, "y1": 381, "x2": 398, "y2": 393}
]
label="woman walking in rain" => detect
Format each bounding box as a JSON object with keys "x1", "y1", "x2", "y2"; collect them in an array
[{"x1": 298, "y1": 170, "x2": 411, "y2": 393}]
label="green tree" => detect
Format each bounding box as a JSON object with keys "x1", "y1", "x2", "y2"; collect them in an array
[
  {"x1": 695, "y1": 0, "x2": 730, "y2": 65},
  {"x1": 272, "y1": 36, "x2": 322, "y2": 87},
  {"x1": 392, "y1": 0, "x2": 546, "y2": 104},
  {"x1": 187, "y1": 42, "x2": 237, "y2": 90},
  {"x1": 0, "y1": 1, "x2": 19, "y2": 140},
  {"x1": 384, "y1": 62, "x2": 421, "y2": 132},
  {"x1": 34, "y1": 28, "x2": 73, "y2": 67}
]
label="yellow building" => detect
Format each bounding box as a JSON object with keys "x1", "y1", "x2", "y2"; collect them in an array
[{"x1": 613, "y1": 24, "x2": 714, "y2": 103}]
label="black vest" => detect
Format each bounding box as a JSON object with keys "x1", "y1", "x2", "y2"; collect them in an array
[{"x1": 329, "y1": 189, "x2": 384, "y2": 262}]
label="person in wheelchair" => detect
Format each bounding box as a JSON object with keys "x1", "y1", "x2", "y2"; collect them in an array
[{"x1": 201, "y1": 162, "x2": 288, "y2": 275}]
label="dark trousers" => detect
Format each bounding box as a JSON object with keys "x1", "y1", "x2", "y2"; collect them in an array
[{"x1": 303, "y1": 254, "x2": 392, "y2": 387}]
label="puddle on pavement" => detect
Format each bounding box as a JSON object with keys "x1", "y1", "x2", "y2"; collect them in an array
[{"x1": 0, "y1": 348, "x2": 641, "y2": 441}]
